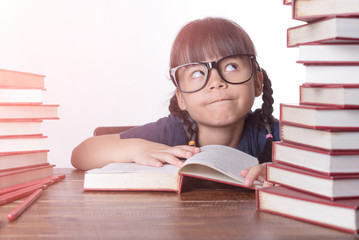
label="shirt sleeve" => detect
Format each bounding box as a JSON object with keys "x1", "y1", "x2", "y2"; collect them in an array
[{"x1": 119, "y1": 115, "x2": 188, "y2": 146}]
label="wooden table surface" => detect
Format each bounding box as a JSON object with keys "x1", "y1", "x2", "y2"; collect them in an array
[{"x1": 0, "y1": 168, "x2": 358, "y2": 239}]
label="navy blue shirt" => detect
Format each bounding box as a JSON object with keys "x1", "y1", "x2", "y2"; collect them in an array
[{"x1": 120, "y1": 112, "x2": 280, "y2": 159}]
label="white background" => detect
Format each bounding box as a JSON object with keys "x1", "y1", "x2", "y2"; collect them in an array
[{"x1": 0, "y1": 0, "x2": 304, "y2": 168}]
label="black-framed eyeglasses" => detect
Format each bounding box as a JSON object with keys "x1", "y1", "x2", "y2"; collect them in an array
[{"x1": 169, "y1": 54, "x2": 257, "y2": 93}]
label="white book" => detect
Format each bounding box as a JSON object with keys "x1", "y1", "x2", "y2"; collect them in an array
[
  {"x1": 0, "y1": 88, "x2": 43, "y2": 103},
  {"x1": 297, "y1": 44, "x2": 359, "y2": 64},
  {"x1": 0, "y1": 104, "x2": 59, "y2": 119},
  {"x1": 305, "y1": 65, "x2": 359, "y2": 84},
  {"x1": 84, "y1": 145, "x2": 261, "y2": 192},
  {"x1": 0, "y1": 135, "x2": 48, "y2": 154},
  {"x1": 0, "y1": 120, "x2": 42, "y2": 136},
  {"x1": 0, "y1": 150, "x2": 48, "y2": 170},
  {"x1": 288, "y1": 17, "x2": 359, "y2": 47}
]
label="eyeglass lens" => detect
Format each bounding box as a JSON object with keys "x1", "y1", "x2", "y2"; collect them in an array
[{"x1": 174, "y1": 55, "x2": 253, "y2": 93}]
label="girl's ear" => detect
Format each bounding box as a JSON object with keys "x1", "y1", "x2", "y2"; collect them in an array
[
  {"x1": 255, "y1": 71, "x2": 263, "y2": 97},
  {"x1": 175, "y1": 89, "x2": 187, "y2": 111}
]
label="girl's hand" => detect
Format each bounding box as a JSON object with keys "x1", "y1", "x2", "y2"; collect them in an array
[
  {"x1": 130, "y1": 139, "x2": 201, "y2": 167},
  {"x1": 240, "y1": 163, "x2": 274, "y2": 188}
]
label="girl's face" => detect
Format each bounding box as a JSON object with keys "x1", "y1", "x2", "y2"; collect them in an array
[{"x1": 175, "y1": 55, "x2": 263, "y2": 129}]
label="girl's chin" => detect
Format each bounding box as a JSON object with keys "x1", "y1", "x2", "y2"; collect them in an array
[{"x1": 199, "y1": 116, "x2": 244, "y2": 128}]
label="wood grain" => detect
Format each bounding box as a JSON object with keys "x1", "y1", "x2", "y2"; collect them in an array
[{"x1": 0, "y1": 168, "x2": 358, "y2": 239}]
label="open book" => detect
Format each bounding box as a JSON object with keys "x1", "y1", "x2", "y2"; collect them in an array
[{"x1": 84, "y1": 145, "x2": 261, "y2": 192}]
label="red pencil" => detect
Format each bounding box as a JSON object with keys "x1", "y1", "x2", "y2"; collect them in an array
[
  {"x1": 0, "y1": 176, "x2": 54, "y2": 195},
  {"x1": 7, "y1": 188, "x2": 43, "y2": 221},
  {"x1": 0, "y1": 174, "x2": 65, "y2": 206}
]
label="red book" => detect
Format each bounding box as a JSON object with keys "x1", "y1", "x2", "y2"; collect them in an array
[
  {"x1": 300, "y1": 83, "x2": 359, "y2": 108},
  {"x1": 297, "y1": 44, "x2": 359, "y2": 65},
  {"x1": 0, "y1": 68, "x2": 45, "y2": 89},
  {"x1": 280, "y1": 103, "x2": 359, "y2": 130},
  {"x1": 273, "y1": 141, "x2": 359, "y2": 175},
  {"x1": 0, "y1": 174, "x2": 65, "y2": 196},
  {"x1": 0, "y1": 150, "x2": 49, "y2": 171},
  {"x1": 279, "y1": 123, "x2": 359, "y2": 151},
  {"x1": 0, "y1": 119, "x2": 43, "y2": 136},
  {"x1": 292, "y1": 0, "x2": 359, "y2": 22},
  {"x1": 0, "y1": 174, "x2": 54, "y2": 195},
  {"x1": 256, "y1": 186, "x2": 359, "y2": 234},
  {"x1": 0, "y1": 135, "x2": 48, "y2": 154},
  {"x1": 0, "y1": 103, "x2": 59, "y2": 120},
  {"x1": 83, "y1": 145, "x2": 261, "y2": 192},
  {"x1": 266, "y1": 162, "x2": 359, "y2": 200},
  {"x1": 287, "y1": 17, "x2": 359, "y2": 47},
  {"x1": 0, "y1": 174, "x2": 65, "y2": 206},
  {"x1": 0, "y1": 163, "x2": 55, "y2": 189}
]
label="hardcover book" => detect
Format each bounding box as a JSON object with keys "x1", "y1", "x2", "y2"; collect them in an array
[
  {"x1": 287, "y1": 17, "x2": 359, "y2": 47},
  {"x1": 273, "y1": 141, "x2": 359, "y2": 175},
  {"x1": 280, "y1": 103, "x2": 359, "y2": 130},
  {"x1": 0, "y1": 68, "x2": 45, "y2": 89},
  {"x1": 0, "y1": 104, "x2": 59, "y2": 119},
  {"x1": 0, "y1": 150, "x2": 49, "y2": 171},
  {"x1": 292, "y1": 0, "x2": 359, "y2": 22},
  {"x1": 300, "y1": 83, "x2": 359, "y2": 108},
  {"x1": 297, "y1": 44, "x2": 359, "y2": 65},
  {"x1": 256, "y1": 186, "x2": 359, "y2": 234},
  {"x1": 0, "y1": 135, "x2": 48, "y2": 154},
  {"x1": 0, "y1": 88, "x2": 43, "y2": 104},
  {"x1": 0, "y1": 119, "x2": 42, "y2": 136},
  {"x1": 279, "y1": 123, "x2": 359, "y2": 151},
  {"x1": 266, "y1": 163, "x2": 359, "y2": 200},
  {"x1": 0, "y1": 163, "x2": 54, "y2": 189},
  {"x1": 304, "y1": 64, "x2": 359, "y2": 84},
  {"x1": 84, "y1": 145, "x2": 261, "y2": 192}
]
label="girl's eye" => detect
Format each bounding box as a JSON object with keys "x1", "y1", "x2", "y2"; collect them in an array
[
  {"x1": 225, "y1": 64, "x2": 238, "y2": 72},
  {"x1": 192, "y1": 70, "x2": 205, "y2": 78}
]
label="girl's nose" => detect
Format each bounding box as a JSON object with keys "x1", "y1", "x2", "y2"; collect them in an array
[{"x1": 207, "y1": 69, "x2": 227, "y2": 90}]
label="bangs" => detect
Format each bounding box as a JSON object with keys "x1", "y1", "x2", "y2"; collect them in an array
[{"x1": 170, "y1": 17, "x2": 256, "y2": 68}]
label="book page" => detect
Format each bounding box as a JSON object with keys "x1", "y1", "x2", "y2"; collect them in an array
[
  {"x1": 87, "y1": 162, "x2": 179, "y2": 175},
  {"x1": 179, "y1": 145, "x2": 260, "y2": 185}
]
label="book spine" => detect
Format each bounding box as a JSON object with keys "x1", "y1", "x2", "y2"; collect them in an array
[
  {"x1": 255, "y1": 188, "x2": 261, "y2": 210},
  {"x1": 177, "y1": 174, "x2": 184, "y2": 194}
]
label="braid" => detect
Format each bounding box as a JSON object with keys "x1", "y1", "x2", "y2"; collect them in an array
[
  {"x1": 260, "y1": 69, "x2": 274, "y2": 130},
  {"x1": 257, "y1": 68, "x2": 275, "y2": 164},
  {"x1": 169, "y1": 94, "x2": 199, "y2": 145}
]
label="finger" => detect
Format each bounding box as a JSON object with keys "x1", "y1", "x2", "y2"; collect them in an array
[
  {"x1": 263, "y1": 181, "x2": 274, "y2": 187},
  {"x1": 240, "y1": 168, "x2": 249, "y2": 178},
  {"x1": 257, "y1": 175, "x2": 266, "y2": 182},
  {"x1": 141, "y1": 157, "x2": 163, "y2": 167},
  {"x1": 152, "y1": 152, "x2": 184, "y2": 167},
  {"x1": 161, "y1": 146, "x2": 199, "y2": 160},
  {"x1": 176, "y1": 145, "x2": 201, "y2": 154},
  {"x1": 243, "y1": 165, "x2": 265, "y2": 187}
]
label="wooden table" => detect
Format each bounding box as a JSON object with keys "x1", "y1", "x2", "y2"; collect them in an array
[{"x1": 0, "y1": 168, "x2": 358, "y2": 239}]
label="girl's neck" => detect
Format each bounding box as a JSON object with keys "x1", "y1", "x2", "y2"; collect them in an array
[{"x1": 197, "y1": 119, "x2": 245, "y2": 148}]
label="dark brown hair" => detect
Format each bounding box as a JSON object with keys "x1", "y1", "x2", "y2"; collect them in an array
[
  {"x1": 170, "y1": 17, "x2": 256, "y2": 69},
  {"x1": 168, "y1": 17, "x2": 274, "y2": 163}
]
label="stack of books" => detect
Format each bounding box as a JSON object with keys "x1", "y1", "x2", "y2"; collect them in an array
[
  {"x1": 257, "y1": 0, "x2": 359, "y2": 234},
  {"x1": 0, "y1": 68, "x2": 63, "y2": 201}
]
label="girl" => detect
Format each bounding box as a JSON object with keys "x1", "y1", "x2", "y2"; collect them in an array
[{"x1": 71, "y1": 17, "x2": 279, "y2": 188}]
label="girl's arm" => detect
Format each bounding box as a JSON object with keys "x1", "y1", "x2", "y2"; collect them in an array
[{"x1": 71, "y1": 134, "x2": 200, "y2": 171}]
